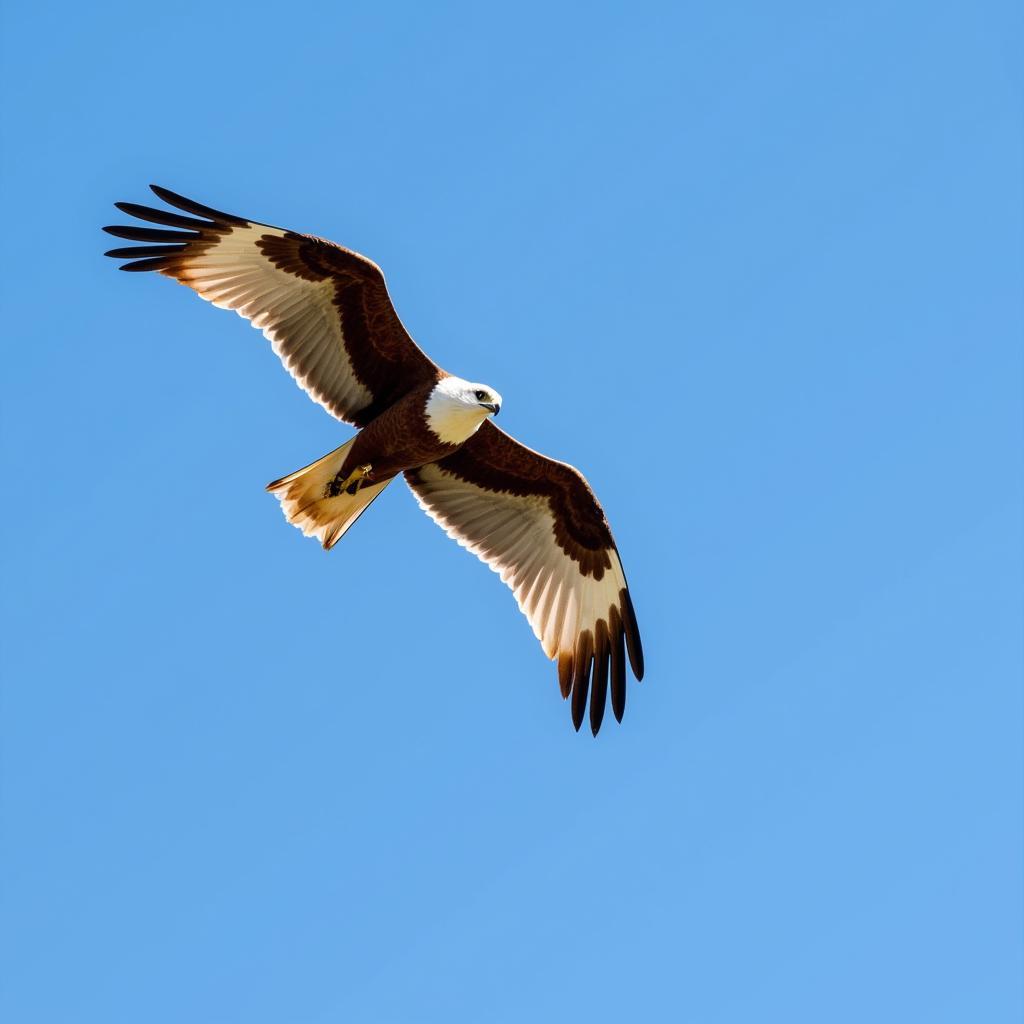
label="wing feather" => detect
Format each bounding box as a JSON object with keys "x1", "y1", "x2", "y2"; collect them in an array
[
  {"x1": 104, "y1": 185, "x2": 440, "y2": 426},
  {"x1": 405, "y1": 422, "x2": 643, "y2": 734}
]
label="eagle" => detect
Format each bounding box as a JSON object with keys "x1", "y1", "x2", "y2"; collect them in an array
[{"x1": 104, "y1": 186, "x2": 644, "y2": 734}]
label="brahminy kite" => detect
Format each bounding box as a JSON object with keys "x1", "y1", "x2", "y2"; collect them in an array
[{"x1": 104, "y1": 186, "x2": 643, "y2": 734}]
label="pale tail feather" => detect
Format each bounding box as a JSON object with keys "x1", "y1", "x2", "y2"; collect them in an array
[{"x1": 266, "y1": 438, "x2": 393, "y2": 549}]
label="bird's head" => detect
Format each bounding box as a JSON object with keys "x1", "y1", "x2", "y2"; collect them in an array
[
  {"x1": 425, "y1": 375, "x2": 503, "y2": 444},
  {"x1": 467, "y1": 382, "x2": 502, "y2": 417}
]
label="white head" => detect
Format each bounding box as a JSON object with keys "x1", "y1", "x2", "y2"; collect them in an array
[{"x1": 425, "y1": 375, "x2": 503, "y2": 445}]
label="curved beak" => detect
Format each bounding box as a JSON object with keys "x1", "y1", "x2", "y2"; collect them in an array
[{"x1": 480, "y1": 402, "x2": 500, "y2": 415}]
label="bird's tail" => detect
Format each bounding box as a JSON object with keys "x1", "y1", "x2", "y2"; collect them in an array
[{"x1": 266, "y1": 438, "x2": 393, "y2": 550}]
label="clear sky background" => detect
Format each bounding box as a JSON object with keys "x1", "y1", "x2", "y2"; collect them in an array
[{"x1": 1, "y1": 2, "x2": 1021, "y2": 1021}]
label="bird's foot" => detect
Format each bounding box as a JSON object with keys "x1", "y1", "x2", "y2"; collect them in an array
[{"x1": 331, "y1": 464, "x2": 372, "y2": 495}]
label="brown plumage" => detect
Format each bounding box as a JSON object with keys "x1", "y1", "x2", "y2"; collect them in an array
[{"x1": 104, "y1": 185, "x2": 644, "y2": 734}]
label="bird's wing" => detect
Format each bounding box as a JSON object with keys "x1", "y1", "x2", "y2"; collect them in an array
[
  {"x1": 104, "y1": 185, "x2": 440, "y2": 427},
  {"x1": 405, "y1": 422, "x2": 643, "y2": 734}
]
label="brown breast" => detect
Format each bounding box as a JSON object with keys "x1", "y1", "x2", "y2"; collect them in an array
[{"x1": 345, "y1": 382, "x2": 460, "y2": 481}]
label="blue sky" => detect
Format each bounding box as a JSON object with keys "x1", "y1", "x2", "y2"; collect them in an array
[{"x1": 1, "y1": 1, "x2": 1021, "y2": 1021}]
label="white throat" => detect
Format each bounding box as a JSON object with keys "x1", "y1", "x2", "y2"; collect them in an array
[{"x1": 425, "y1": 378, "x2": 490, "y2": 445}]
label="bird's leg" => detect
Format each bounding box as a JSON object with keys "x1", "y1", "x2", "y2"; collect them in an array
[
  {"x1": 328, "y1": 464, "x2": 373, "y2": 497},
  {"x1": 346, "y1": 464, "x2": 373, "y2": 494}
]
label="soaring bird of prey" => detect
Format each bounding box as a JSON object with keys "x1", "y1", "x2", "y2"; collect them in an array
[{"x1": 104, "y1": 186, "x2": 643, "y2": 734}]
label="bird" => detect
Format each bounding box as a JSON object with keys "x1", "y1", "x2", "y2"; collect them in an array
[{"x1": 104, "y1": 186, "x2": 643, "y2": 734}]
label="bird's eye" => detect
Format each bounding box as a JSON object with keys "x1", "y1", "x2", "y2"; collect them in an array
[{"x1": 474, "y1": 390, "x2": 487, "y2": 401}]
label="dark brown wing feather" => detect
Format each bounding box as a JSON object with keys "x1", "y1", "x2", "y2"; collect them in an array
[
  {"x1": 406, "y1": 422, "x2": 643, "y2": 735},
  {"x1": 104, "y1": 185, "x2": 440, "y2": 426}
]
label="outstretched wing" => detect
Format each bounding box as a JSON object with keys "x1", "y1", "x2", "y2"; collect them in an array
[
  {"x1": 405, "y1": 422, "x2": 643, "y2": 735},
  {"x1": 104, "y1": 185, "x2": 441, "y2": 427}
]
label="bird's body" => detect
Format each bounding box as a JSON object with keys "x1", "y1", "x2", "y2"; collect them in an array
[
  {"x1": 345, "y1": 375, "x2": 500, "y2": 482},
  {"x1": 105, "y1": 186, "x2": 643, "y2": 734},
  {"x1": 332, "y1": 379, "x2": 472, "y2": 488}
]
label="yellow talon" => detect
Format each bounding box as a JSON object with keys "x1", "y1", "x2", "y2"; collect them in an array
[{"x1": 333, "y1": 463, "x2": 373, "y2": 496}]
